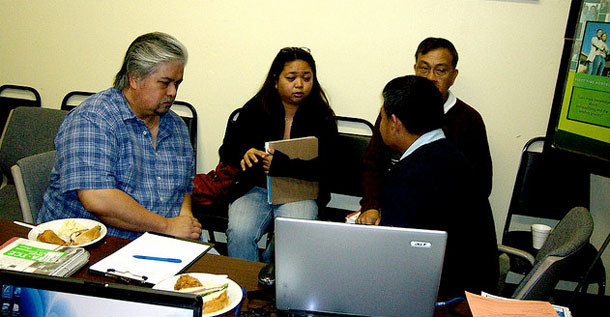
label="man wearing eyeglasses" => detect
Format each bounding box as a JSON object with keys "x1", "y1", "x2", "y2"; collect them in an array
[{"x1": 357, "y1": 37, "x2": 492, "y2": 225}]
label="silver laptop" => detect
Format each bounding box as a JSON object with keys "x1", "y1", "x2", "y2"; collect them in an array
[
  {"x1": 275, "y1": 217, "x2": 447, "y2": 317},
  {"x1": 0, "y1": 270, "x2": 202, "y2": 316}
]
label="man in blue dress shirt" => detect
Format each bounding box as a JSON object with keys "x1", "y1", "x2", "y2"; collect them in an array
[{"x1": 38, "y1": 32, "x2": 202, "y2": 240}]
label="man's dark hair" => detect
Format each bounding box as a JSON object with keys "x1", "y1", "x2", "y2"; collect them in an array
[
  {"x1": 415, "y1": 37, "x2": 459, "y2": 68},
  {"x1": 382, "y1": 75, "x2": 443, "y2": 135}
]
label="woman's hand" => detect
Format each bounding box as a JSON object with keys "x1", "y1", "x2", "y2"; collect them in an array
[
  {"x1": 263, "y1": 148, "x2": 275, "y2": 174},
  {"x1": 241, "y1": 148, "x2": 268, "y2": 171}
]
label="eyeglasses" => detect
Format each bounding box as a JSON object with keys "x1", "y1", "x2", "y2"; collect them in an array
[
  {"x1": 415, "y1": 64, "x2": 454, "y2": 78},
  {"x1": 280, "y1": 47, "x2": 311, "y2": 54}
]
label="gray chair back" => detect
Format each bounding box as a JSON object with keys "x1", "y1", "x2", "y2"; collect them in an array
[
  {"x1": 11, "y1": 150, "x2": 56, "y2": 223},
  {"x1": 0, "y1": 107, "x2": 67, "y2": 184},
  {"x1": 512, "y1": 207, "x2": 594, "y2": 300}
]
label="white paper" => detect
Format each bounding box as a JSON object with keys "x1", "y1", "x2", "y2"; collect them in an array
[
  {"x1": 89, "y1": 232, "x2": 211, "y2": 284},
  {"x1": 345, "y1": 211, "x2": 361, "y2": 224}
]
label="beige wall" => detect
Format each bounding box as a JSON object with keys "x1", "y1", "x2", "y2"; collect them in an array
[{"x1": 2, "y1": 0, "x2": 609, "y2": 293}]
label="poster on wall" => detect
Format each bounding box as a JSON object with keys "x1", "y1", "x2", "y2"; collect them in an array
[{"x1": 548, "y1": 0, "x2": 610, "y2": 167}]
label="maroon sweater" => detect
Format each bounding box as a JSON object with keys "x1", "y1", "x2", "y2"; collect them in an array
[{"x1": 360, "y1": 98, "x2": 492, "y2": 211}]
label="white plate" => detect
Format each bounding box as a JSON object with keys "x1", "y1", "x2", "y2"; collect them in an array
[
  {"x1": 28, "y1": 218, "x2": 107, "y2": 247},
  {"x1": 153, "y1": 273, "x2": 242, "y2": 316}
]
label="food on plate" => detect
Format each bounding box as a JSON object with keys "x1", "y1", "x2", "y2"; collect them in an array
[
  {"x1": 70, "y1": 225, "x2": 102, "y2": 245},
  {"x1": 36, "y1": 220, "x2": 102, "y2": 246},
  {"x1": 37, "y1": 230, "x2": 68, "y2": 245},
  {"x1": 174, "y1": 274, "x2": 203, "y2": 290},
  {"x1": 57, "y1": 219, "x2": 87, "y2": 241},
  {"x1": 174, "y1": 274, "x2": 229, "y2": 314}
]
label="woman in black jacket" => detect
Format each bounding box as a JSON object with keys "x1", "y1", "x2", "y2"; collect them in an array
[{"x1": 220, "y1": 47, "x2": 337, "y2": 263}]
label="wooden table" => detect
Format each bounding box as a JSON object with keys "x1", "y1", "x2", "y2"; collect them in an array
[
  {"x1": 1, "y1": 218, "x2": 266, "y2": 316},
  {"x1": 1, "y1": 219, "x2": 471, "y2": 316}
]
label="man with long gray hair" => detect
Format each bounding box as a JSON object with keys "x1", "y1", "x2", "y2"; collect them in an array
[{"x1": 38, "y1": 32, "x2": 202, "y2": 240}]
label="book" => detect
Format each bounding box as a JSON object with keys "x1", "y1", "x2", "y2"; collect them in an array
[
  {"x1": 0, "y1": 237, "x2": 89, "y2": 277},
  {"x1": 89, "y1": 232, "x2": 212, "y2": 286},
  {"x1": 265, "y1": 136, "x2": 318, "y2": 205}
]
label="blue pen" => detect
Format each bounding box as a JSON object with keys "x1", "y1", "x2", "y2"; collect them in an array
[
  {"x1": 235, "y1": 287, "x2": 246, "y2": 316},
  {"x1": 132, "y1": 255, "x2": 182, "y2": 263}
]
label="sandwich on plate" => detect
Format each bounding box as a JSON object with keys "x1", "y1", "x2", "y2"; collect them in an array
[{"x1": 174, "y1": 274, "x2": 229, "y2": 314}]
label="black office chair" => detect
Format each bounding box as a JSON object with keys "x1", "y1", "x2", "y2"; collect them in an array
[
  {"x1": 192, "y1": 108, "x2": 241, "y2": 255},
  {"x1": 321, "y1": 116, "x2": 374, "y2": 222},
  {"x1": 0, "y1": 85, "x2": 41, "y2": 134},
  {"x1": 169, "y1": 100, "x2": 198, "y2": 172},
  {"x1": 501, "y1": 137, "x2": 606, "y2": 296},
  {"x1": 60, "y1": 91, "x2": 94, "y2": 111}
]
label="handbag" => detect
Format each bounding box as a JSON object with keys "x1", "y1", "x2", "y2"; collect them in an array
[{"x1": 192, "y1": 161, "x2": 242, "y2": 206}]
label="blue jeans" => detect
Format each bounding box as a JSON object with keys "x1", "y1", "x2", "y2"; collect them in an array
[
  {"x1": 590, "y1": 55, "x2": 606, "y2": 76},
  {"x1": 226, "y1": 186, "x2": 317, "y2": 263}
]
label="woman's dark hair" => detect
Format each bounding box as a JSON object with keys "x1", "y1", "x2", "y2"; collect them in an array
[{"x1": 254, "y1": 47, "x2": 332, "y2": 116}]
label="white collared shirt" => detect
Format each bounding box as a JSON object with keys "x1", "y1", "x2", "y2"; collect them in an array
[
  {"x1": 444, "y1": 90, "x2": 456, "y2": 114},
  {"x1": 400, "y1": 128, "x2": 446, "y2": 161}
]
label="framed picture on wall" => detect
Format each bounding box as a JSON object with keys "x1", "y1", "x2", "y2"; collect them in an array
[{"x1": 545, "y1": 0, "x2": 610, "y2": 177}]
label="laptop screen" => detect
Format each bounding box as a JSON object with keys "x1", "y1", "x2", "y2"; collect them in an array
[
  {"x1": 0, "y1": 270, "x2": 201, "y2": 317},
  {"x1": 274, "y1": 217, "x2": 447, "y2": 317}
]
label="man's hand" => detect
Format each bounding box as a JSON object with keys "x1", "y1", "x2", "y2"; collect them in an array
[
  {"x1": 164, "y1": 215, "x2": 202, "y2": 240},
  {"x1": 356, "y1": 209, "x2": 381, "y2": 225},
  {"x1": 241, "y1": 148, "x2": 268, "y2": 171},
  {"x1": 78, "y1": 189, "x2": 202, "y2": 239}
]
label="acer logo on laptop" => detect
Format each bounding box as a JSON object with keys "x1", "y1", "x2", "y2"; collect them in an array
[{"x1": 410, "y1": 241, "x2": 432, "y2": 248}]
